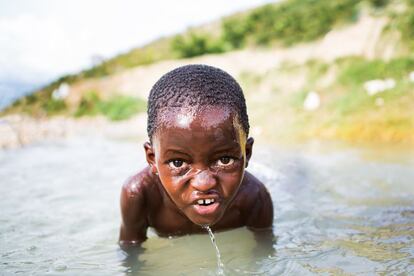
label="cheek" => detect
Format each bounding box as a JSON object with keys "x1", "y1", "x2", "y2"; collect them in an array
[
  {"x1": 158, "y1": 169, "x2": 188, "y2": 201},
  {"x1": 218, "y1": 170, "x2": 244, "y2": 196},
  {"x1": 159, "y1": 173, "x2": 181, "y2": 192}
]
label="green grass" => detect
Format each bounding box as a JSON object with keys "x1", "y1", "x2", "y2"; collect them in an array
[
  {"x1": 239, "y1": 71, "x2": 264, "y2": 89},
  {"x1": 42, "y1": 99, "x2": 67, "y2": 115},
  {"x1": 4, "y1": 88, "x2": 62, "y2": 117},
  {"x1": 98, "y1": 96, "x2": 146, "y2": 121},
  {"x1": 330, "y1": 57, "x2": 414, "y2": 114},
  {"x1": 74, "y1": 92, "x2": 146, "y2": 121},
  {"x1": 306, "y1": 60, "x2": 330, "y2": 83},
  {"x1": 337, "y1": 57, "x2": 414, "y2": 85},
  {"x1": 74, "y1": 92, "x2": 102, "y2": 117},
  {"x1": 287, "y1": 57, "x2": 412, "y2": 116},
  {"x1": 244, "y1": 56, "x2": 414, "y2": 143},
  {"x1": 290, "y1": 90, "x2": 309, "y2": 110},
  {"x1": 331, "y1": 88, "x2": 372, "y2": 115},
  {"x1": 396, "y1": 0, "x2": 414, "y2": 50}
]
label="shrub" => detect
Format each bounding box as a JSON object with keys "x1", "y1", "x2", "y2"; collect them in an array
[
  {"x1": 220, "y1": 0, "x2": 360, "y2": 47},
  {"x1": 368, "y1": 0, "x2": 389, "y2": 8},
  {"x1": 221, "y1": 17, "x2": 250, "y2": 49},
  {"x1": 171, "y1": 33, "x2": 225, "y2": 58}
]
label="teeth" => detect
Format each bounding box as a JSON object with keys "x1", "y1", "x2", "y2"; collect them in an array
[{"x1": 197, "y1": 198, "x2": 215, "y2": 205}]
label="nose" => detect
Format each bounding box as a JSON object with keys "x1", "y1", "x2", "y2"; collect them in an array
[{"x1": 190, "y1": 170, "x2": 217, "y2": 192}]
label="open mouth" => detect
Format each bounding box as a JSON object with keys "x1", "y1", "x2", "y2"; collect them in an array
[{"x1": 193, "y1": 198, "x2": 220, "y2": 216}]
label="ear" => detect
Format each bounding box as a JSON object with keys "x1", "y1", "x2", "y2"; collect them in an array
[
  {"x1": 144, "y1": 142, "x2": 158, "y2": 174},
  {"x1": 245, "y1": 137, "x2": 254, "y2": 168}
]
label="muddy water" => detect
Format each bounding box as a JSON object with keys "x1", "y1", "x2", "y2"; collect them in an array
[{"x1": 0, "y1": 138, "x2": 413, "y2": 275}]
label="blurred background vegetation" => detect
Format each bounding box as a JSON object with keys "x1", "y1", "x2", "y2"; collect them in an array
[{"x1": 3, "y1": 0, "x2": 414, "y2": 144}]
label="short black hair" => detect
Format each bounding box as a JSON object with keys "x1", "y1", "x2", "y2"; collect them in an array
[{"x1": 147, "y1": 64, "x2": 249, "y2": 140}]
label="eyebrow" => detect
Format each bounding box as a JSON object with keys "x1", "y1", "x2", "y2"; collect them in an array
[
  {"x1": 210, "y1": 144, "x2": 241, "y2": 155},
  {"x1": 163, "y1": 149, "x2": 192, "y2": 157}
]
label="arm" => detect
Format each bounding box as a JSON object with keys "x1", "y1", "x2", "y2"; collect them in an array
[{"x1": 119, "y1": 175, "x2": 149, "y2": 246}]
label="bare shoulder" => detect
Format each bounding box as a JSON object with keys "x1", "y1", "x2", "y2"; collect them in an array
[
  {"x1": 121, "y1": 166, "x2": 154, "y2": 200},
  {"x1": 237, "y1": 171, "x2": 269, "y2": 203},
  {"x1": 237, "y1": 171, "x2": 274, "y2": 229},
  {"x1": 120, "y1": 166, "x2": 162, "y2": 220},
  {"x1": 119, "y1": 166, "x2": 158, "y2": 243}
]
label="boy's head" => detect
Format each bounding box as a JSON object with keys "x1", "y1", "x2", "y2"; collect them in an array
[
  {"x1": 147, "y1": 64, "x2": 249, "y2": 140},
  {"x1": 145, "y1": 64, "x2": 254, "y2": 226}
]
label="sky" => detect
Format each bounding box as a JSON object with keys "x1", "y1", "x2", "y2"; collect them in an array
[{"x1": 0, "y1": 0, "x2": 275, "y2": 106}]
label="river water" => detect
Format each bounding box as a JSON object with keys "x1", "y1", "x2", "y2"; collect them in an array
[{"x1": 1, "y1": 137, "x2": 413, "y2": 275}]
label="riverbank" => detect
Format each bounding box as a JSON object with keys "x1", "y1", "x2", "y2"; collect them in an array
[
  {"x1": 0, "y1": 113, "x2": 147, "y2": 149},
  {"x1": 1, "y1": 110, "x2": 413, "y2": 150}
]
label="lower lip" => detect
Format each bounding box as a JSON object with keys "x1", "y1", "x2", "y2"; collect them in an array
[{"x1": 192, "y1": 202, "x2": 220, "y2": 216}]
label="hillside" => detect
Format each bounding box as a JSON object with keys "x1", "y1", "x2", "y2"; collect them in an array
[{"x1": 1, "y1": 0, "x2": 414, "y2": 146}]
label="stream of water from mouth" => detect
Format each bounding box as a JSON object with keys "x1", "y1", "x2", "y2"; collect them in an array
[{"x1": 204, "y1": 226, "x2": 225, "y2": 275}]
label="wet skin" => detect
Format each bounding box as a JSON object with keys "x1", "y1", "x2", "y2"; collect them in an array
[{"x1": 119, "y1": 107, "x2": 273, "y2": 244}]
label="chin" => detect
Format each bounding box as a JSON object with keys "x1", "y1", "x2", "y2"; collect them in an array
[
  {"x1": 192, "y1": 218, "x2": 216, "y2": 227},
  {"x1": 188, "y1": 213, "x2": 223, "y2": 227}
]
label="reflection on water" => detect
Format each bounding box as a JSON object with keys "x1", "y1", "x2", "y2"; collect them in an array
[{"x1": 0, "y1": 137, "x2": 413, "y2": 275}]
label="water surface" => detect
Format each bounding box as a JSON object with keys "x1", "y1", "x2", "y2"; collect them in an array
[{"x1": 1, "y1": 138, "x2": 413, "y2": 275}]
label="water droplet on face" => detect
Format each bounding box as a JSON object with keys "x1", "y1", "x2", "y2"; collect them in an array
[{"x1": 176, "y1": 113, "x2": 193, "y2": 128}]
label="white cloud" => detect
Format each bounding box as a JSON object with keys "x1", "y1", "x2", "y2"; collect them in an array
[
  {"x1": 0, "y1": 0, "x2": 275, "y2": 86},
  {"x1": 0, "y1": 14, "x2": 78, "y2": 81}
]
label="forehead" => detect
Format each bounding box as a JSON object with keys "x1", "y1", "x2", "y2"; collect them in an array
[
  {"x1": 157, "y1": 105, "x2": 237, "y2": 131},
  {"x1": 153, "y1": 106, "x2": 245, "y2": 148}
]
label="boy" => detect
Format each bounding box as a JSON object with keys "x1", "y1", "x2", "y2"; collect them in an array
[{"x1": 119, "y1": 64, "x2": 273, "y2": 245}]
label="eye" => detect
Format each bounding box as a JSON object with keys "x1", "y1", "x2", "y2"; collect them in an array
[
  {"x1": 217, "y1": 157, "x2": 234, "y2": 166},
  {"x1": 168, "y1": 159, "x2": 187, "y2": 169}
]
